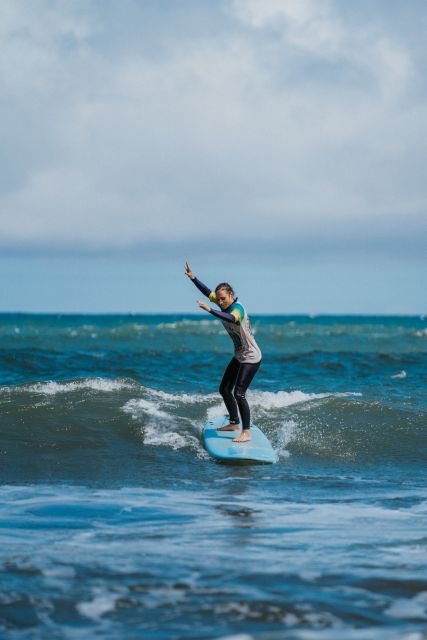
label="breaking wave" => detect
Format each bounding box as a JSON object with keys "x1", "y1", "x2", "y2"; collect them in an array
[{"x1": 1, "y1": 378, "x2": 425, "y2": 468}]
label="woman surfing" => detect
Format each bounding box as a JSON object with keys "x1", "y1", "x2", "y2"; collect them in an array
[{"x1": 185, "y1": 261, "x2": 261, "y2": 443}]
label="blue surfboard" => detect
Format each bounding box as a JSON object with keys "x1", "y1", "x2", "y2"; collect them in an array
[{"x1": 203, "y1": 415, "x2": 277, "y2": 464}]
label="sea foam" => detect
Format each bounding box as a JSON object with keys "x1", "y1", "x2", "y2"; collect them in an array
[
  {"x1": 27, "y1": 378, "x2": 135, "y2": 395},
  {"x1": 390, "y1": 370, "x2": 407, "y2": 379},
  {"x1": 122, "y1": 397, "x2": 206, "y2": 454},
  {"x1": 249, "y1": 390, "x2": 361, "y2": 411},
  {"x1": 77, "y1": 587, "x2": 121, "y2": 621}
]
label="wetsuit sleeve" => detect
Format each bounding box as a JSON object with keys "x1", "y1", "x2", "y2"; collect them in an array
[
  {"x1": 229, "y1": 305, "x2": 243, "y2": 324},
  {"x1": 209, "y1": 308, "x2": 237, "y2": 323},
  {"x1": 191, "y1": 277, "x2": 215, "y2": 300}
]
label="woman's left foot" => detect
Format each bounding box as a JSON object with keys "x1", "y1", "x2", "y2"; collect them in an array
[
  {"x1": 233, "y1": 431, "x2": 251, "y2": 443},
  {"x1": 217, "y1": 424, "x2": 240, "y2": 431}
]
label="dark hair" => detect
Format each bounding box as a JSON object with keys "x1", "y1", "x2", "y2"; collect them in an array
[{"x1": 215, "y1": 282, "x2": 235, "y2": 297}]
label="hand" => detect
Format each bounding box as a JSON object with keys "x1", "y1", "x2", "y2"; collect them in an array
[
  {"x1": 197, "y1": 300, "x2": 211, "y2": 312},
  {"x1": 184, "y1": 261, "x2": 194, "y2": 280}
]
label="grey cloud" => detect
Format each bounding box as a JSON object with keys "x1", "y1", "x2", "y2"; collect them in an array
[{"x1": 0, "y1": 0, "x2": 426, "y2": 258}]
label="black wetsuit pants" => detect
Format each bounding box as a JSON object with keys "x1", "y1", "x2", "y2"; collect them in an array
[{"x1": 219, "y1": 358, "x2": 261, "y2": 430}]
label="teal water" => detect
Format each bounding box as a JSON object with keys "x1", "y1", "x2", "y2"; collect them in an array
[{"x1": 1, "y1": 314, "x2": 426, "y2": 639}]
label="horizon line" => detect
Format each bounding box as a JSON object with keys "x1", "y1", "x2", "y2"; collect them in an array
[{"x1": 0, "y1": 311, "x2": 425, "y2": 318}]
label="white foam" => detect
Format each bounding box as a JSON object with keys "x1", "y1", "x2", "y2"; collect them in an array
[
  {"x1": 84, "y1": 378, "x2": 134, "y2": 392},
  {"x1": 122, "y1": 398, "x2": 205, "y2": 453},
  {"x1": 249, "y1": 390, "x2": 361, "y2": 411},
  {"x1": 117, "y1": 323, "x2": 149, "y2": 332},
  {"x1": 157, "y1": 319, "x2": 221, "y2": 332},
  {"x1": 385, "y1": 591, "x2": 427, "y2": 620},
  {"x1": 144, "y1": 585, "x2": 188, "y2": 608},
  {"x1": 206, "y1": 403, "x2": 228, "y2": 421},
  {"x1": 409, "y1": 499, "x2": 427, "y2": 515},
  {"x1": 123, "y1": 398, "x2": 172, "y2": 421},
  {"x1": 275, "y1": 419, "x2": 298, "y2": 458},
  {"x1": 390, "y1": 370, "x2": 407, "y2": 379},
  {"x1": 148, "y1": 387, "x2": 217, "y2": 405},
  {"x1": 77, "y1": 588, "x2": 119, "y2": 621},
  {"x1": 298, "y1": 571, "x2": 321, "y2": 582},
  {"x1": 3, "y1": 379, "x2": 361, "y2": 417},
  {"x1": 144, "y1": 425, "x2": 209, "y2": 458},
  {"x1": 204, "y1": 391, "x2": 361, "y2": 426},
  {"x1": 143, "y1": 425, "x2": 203, "y2": 452},
  {"x1": 414, "y1": 328, "x2": 427, "y2": 337},
  {"x1": 27, "y1": 378, "x2": 134, "y2": 395},
  {"x1": 42, "y1": 566, "x2": 76, "y2": 579}
]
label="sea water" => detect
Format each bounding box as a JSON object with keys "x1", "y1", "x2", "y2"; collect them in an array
[{"x1": 0, "y1": 313, "x2": 426, "y2": 639}]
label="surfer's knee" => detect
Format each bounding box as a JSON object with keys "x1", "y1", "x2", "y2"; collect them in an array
[{"x1": 233, "y1": 387, "x2": 246, "y2": 403}]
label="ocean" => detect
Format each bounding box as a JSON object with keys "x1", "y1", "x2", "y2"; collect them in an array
[{"x1": 1, "y1": 313, "x2": 426, "y2": 639}]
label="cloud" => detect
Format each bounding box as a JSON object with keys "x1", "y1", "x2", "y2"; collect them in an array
[
  {"x1": 232, "y1": 0, "x2": 346, "y2": 53},
  {"x1": 0, "y1": 0, "x2": 426, "y2": 258}
]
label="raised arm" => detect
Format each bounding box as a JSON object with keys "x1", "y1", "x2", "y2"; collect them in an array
[
  {"x1": 184, "y1": 261, "x2": 214, "y2": 300},
  {"x1": 185, "y1": 261, "x2": 238, "y2": 323}
]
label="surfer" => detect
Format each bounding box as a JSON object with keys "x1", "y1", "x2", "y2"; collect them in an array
[{"x1": 185, "y1": 261, "x2": 261, "y2": 443}]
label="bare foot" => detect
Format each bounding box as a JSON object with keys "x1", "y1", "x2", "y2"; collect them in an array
[
  {"x1": 233, "y1": 430, "x2": 251, "y2": 443},
  {"x1": 217, "y1": 424, "x2": 241, "y2": 431}
]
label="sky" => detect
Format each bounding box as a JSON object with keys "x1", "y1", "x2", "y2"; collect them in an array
[{"x1": 0, "y1": 0, "x2": 426, "y2": 314}]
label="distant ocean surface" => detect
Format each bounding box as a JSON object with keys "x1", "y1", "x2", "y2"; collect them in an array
[{"x1": 1, "y1": 313, "x2": 426, "y2": 640}]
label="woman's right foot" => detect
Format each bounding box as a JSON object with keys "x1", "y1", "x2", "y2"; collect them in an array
[{"x1": 217, "y1": 424, "x2": 240, "y2": 431}]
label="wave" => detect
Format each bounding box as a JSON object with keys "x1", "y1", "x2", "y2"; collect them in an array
[
  {"x1": 249, "y1": 389, "x2": 361, "y2": 410},
  {"x1": 278, "y1": 395, "x2": 427, "y2": 462},
  {"x1": 0, "y1": 377, "x2": 357, "y2": 404},
  {"x1": 120, "y1": 388, "x2": 347, "y2": 454},
  {"x1": 1, "y1": 377, "x2": 425, "y2": 474},
  {"x1": 121, "y1": 386, "x2": 425, "y2": 464},
  {"x1": 0, "y1": 377, "x2": 138, "y2": 396},
  {"x1": 28, "y1": 377, "x2": 137, "y2": 395}
]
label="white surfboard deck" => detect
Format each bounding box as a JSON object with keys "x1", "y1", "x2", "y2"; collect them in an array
[{"x1": 203, "y1": 414, "x2": 277, "y2": 464}]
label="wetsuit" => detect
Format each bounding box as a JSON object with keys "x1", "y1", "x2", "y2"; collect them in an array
[{"x1": 191, "y1": 276, "x2": 262, "y2": 430}]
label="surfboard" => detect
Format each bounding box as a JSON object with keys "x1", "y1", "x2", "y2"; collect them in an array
[{"x1": 203, "y1": 415, "x2": 277, "y2": 464}]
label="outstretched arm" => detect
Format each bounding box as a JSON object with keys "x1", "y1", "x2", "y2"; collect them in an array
[
  {"x1": 197, "y1": 301, "x2": 237, "y2": 323},
  {"x1": 185, "y1": 261, "x2": 214, "y2": 300},
  {"x1": 185, "y1": 261, "x2": 236, "y2": 322}
]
